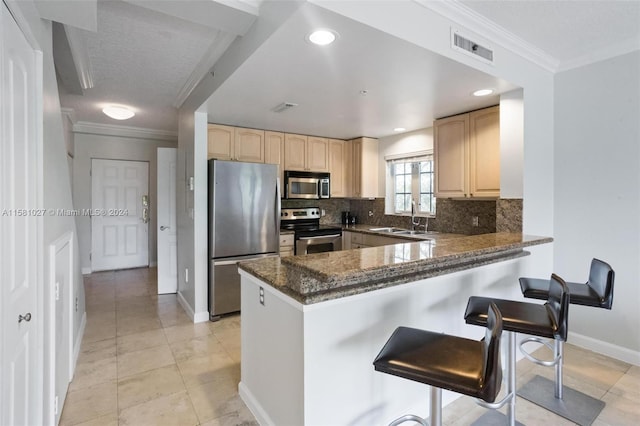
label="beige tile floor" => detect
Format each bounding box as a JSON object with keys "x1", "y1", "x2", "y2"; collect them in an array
[
  {"x1": 60, "y1": 267, "x2": 257, "y2": 426},
  {"x1": 62, "y1": 267, "x2": 639, "y2": 425}
]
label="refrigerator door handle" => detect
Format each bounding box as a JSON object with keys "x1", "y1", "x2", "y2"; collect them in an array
[{"x1": 275, "y1": 178, "x2": 281, "y2": 236}]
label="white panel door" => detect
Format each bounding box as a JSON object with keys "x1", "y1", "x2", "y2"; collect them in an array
[
  {"x1": 157, "y1": 148, "x2": 177, "y2": 294},
  {"x1": 0, "y1": 4, "x2": 41, "y2": 425},
  {"x1": 91, "y1": 159, "x2": 149, "y2": 271}
]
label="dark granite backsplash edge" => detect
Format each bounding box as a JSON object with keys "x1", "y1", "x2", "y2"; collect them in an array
[{"x1": 281, "y1": 197, "x2": 523, "y2": 234}]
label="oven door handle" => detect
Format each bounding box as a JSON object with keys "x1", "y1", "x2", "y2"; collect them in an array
[{"x1": 298, "y1": 234, "x2": 341, "y2": 242}]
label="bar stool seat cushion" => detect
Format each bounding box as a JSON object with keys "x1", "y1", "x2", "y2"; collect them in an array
[
  {"x1": 465, "y1": 297, "x2": 563, "y2": 340},
  {"x1": 373, "y1": 327, "x2": 493, "y2": 401},
  {"x1": 519, "y1": 258, "x2": 614, "y2": 309},
  {"x1": 520, "y1": 278, "x2": 602, "y2": 306}
]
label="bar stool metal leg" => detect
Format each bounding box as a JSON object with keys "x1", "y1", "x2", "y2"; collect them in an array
[
  {"x1": 430, "y1": 386, "x2": 441, "y2": 426},
  {"x1": 472, "y1": 331, "x2": 520, "y2": 426},
  {"x1": 386, "y1": 386, "x2": 440, "y2": 426},
  {"x1": 555, "y1": 339, "x2": 563, "y2": 399}
]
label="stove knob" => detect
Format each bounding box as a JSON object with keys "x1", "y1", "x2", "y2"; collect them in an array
[{"x1": 283, "y1": 212, "x2": 288, "y2": 216}]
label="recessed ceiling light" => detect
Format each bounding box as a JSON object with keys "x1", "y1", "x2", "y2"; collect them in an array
[
  {"x1": 102, "y1": 105, "x2": 135, "y2": 120},
  {"x1": 394, "y1": 127, "x2": 406, "y2": 132},
  {"x1": 307, "y1": 29, "x2": 337, "y2": 46},
  {"x1": 473, "y1": 89, "x2": 494, "y2": 97}
]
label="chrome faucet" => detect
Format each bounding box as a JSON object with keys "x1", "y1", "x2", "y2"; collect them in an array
[
  {"x1": 411, "y1": 200, "x2": 429, "y2": 232},
  {"x1": 411, "y1": 200, "x2": 420, "y2": 231}
]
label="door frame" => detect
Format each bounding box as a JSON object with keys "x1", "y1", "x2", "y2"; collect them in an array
[
  {"x1": 47, "y1": 232, "x2": 74, "y2": 425},
  {"x1": 0, "y1": 1, "x2": 44, "y2": 424},
  {"x1": 157, "y1": 147, "x2": 177, "y2": 294}
]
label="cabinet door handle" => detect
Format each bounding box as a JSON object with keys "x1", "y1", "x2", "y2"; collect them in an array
[
  {"x1": 160, "y1": 225, "x2": 170, "y2": 231},
  {"x1": 19, "y1": 313, "x2": 32, "y2": 323}
]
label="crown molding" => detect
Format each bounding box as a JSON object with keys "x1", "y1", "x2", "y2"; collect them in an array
[
  {"x1": 414, "y1": 0, "x2": 560, "y2": 73},
  {"x1": 60, "y1": 107, "x2": 77, "y2": 124},
  {"x1": 173, "y1": 31, "x2": 237, "y2": 109},
  {"x1": 73, "y1": 121, "x2": 178, "y2": 141},
  {"x1": 556, "y1": 37, "x2": 640, "y2": 73},
  {"x1": 64, "y1": 24, "x2": 94, "y2": 89}
]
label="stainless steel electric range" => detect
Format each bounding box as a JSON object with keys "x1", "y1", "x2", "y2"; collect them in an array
[{"x1": 280, "y1": 207, "x2": 342, "y2": 255}]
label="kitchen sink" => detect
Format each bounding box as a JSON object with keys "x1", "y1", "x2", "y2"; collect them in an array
[
  {"x1": 368, "y1": 227, "x2": 406, "y2": 233},
  {"x1": 392, "y1": 230, "x2": 422, "y2": 235},
  {"x1": 392, "y1": 230, "x2": 439, "y2": 236}
]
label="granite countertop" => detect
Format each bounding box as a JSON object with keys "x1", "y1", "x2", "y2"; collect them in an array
[{"x1": 241, "y1": 231, "x2": 552, "y2": 305}]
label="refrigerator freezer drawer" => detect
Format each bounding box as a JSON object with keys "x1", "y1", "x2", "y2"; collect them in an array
[
  {"x1": 209, "y1": 259, "x2": 241, "y2": 320},
  {"x1": 209, "y1": 254, "x2": 277, "y2": 321}
]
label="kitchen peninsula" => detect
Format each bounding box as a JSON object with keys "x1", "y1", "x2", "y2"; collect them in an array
[{"x1": 238, "y1": 232, "x2": 552, "y2": 425}]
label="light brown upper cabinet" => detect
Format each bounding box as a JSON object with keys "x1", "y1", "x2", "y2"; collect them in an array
[
  {"x1": 434, "y1": 105, "x2": 500, "y2": 199},
  {"x1": 328, "y1": 139, "x2": 347, "y2": 197},
  {"x1": 234, "y1": 127, "x2": 265, "y2": 163},
  {"x1": 349, "y1": 137, "x2": 379, "y2": 198},
  {"x1": 265, "y1": 131, "x2": 285, "y2": 186},
  {"x1": 207, "y1": 124, "x2": 265, "y2": 162},
  {"x1": 207, "y1": 124, "x2": 235, "y2": 160},
  {"x1": 283, "y1": 134, "x2": 329, "y2": 172}
]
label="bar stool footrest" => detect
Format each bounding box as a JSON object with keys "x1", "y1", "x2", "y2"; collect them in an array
[
  {"x1": 519, "y1": 337, "x2": 561, "y2": 367},
  {"x1": 469, "y1": 411, "x2": 525, "y2": 426},
  {"x1": 389, "y1": 414, "x2": 428, "y2": 426},
  {"x1": 517, "y1": 375, "x2": 605, "y2": 426}
]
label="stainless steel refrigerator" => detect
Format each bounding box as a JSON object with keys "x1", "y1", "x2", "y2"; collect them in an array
[{"x1": 208, "y1": 160, "x2": 280, "y2": 320}]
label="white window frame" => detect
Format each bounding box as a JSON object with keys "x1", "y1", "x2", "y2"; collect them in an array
[{"x1": 385, "y1": 150, "x2": 435, "y2": 217}]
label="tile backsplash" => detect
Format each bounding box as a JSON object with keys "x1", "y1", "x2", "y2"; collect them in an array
[
  {"x1": 281, "y1": 197, "x2": 523, "y2": 235},
  {"x1": 347, "y1": 197, "x2": 523, "y2": 235}
]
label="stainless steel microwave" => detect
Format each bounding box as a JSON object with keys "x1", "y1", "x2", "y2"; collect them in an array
[{"x1": 284, "y1": 170, "x2": 330, "y2": 199}]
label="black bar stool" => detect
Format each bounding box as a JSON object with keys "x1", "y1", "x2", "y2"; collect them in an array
[
  {"x1": 373, "y1": 303, "x2": 503, "y2": 426},
  {"x1": 517, "y1": 258, "x2": 615, "y2": 425},
  {"x1": 464, "y1": 273, "x2": 569, "y2": 426}
]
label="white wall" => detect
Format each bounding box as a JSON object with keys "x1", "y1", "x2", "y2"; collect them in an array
[
  {"x1": 72, "y1": 132, "x2": 177, "y2": 273},
  {"x1": 500, "y1": 89, "x2": 524, "y2": 198},
  {"x1": 554, "y1": 51, "x2": 640, "y2": 361},
  {"x1": 177, "y1": 0, "x2": 305, "y2": 321},
  {"x1": 377, "y1": 127, "x2": 434, "y2": 198}
]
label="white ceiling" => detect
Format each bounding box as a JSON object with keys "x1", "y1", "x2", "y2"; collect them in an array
[
  {"x1": 203, "y1": 3, "x2": 517, "y2": 139},
  {"x1": 54, "y1": 0, "x2": 640, "y2": 137},
  {"x1": 56, "y1": 0, "x2": 256, "y2": 133},
  {"x1": 459, "y1": 0, "x2": 640, "y2": 69}
]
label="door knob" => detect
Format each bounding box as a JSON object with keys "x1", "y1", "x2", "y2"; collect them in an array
[
  {"x1": 18, "y1": 313, "x2": 32, "y2": 323},
  {"x1": 160, "y1": 225, "x2": 170, "y2": 231}
]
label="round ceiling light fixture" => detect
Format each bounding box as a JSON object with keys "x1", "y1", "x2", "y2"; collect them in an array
[
  {"x1": 102, "y1": 105, "x2": 135, "y2": 120},
  {"x1": 394, "y1": 127, "x2": 406, "y2": 132},
  {"x1": 307, "y1": 29, "x2": 338, "y2": 46},
  {"x1": 473, "y1": 88, "x2": 494, "y2": 97}
]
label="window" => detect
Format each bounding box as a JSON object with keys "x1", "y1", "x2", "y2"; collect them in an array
[{"x1": 388, "y1": 153, "x2": 435, "y2": 215}]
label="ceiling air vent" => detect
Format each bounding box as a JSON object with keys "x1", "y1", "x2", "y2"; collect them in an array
[
  {"x1": 451, "y1": 29, "x2": 494, "y2": 65},
  {"x1": 272, "y1": 102, "x2": 298, "y2": 113}
]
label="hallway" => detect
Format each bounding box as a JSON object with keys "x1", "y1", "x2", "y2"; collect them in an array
[{"x1": 59, "y1": 267, "x2": 257, "y2": 425}]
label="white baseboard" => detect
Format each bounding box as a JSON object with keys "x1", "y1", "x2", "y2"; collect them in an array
[
  {"x1": 176, "y1": 290, "x2": 210, "y2": 323},
  {"x1": 239, "y1": 382, "x2": 276, "y2": 426},
  {"x1": 81, "y1": 267, "x2": 92, "y2": 275},
  {"x1": 569, "y1": 331, "x2": 640, "y2": 366},
  {"x1": 194, "y1": 311, "x2": 210, "y2": 323},
  {"x1": 72, "y1": 312, "x2": 87, "y2": 378},
  {"x1": 177, "y1": 291, "x2": 195, "y2": 319}
]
